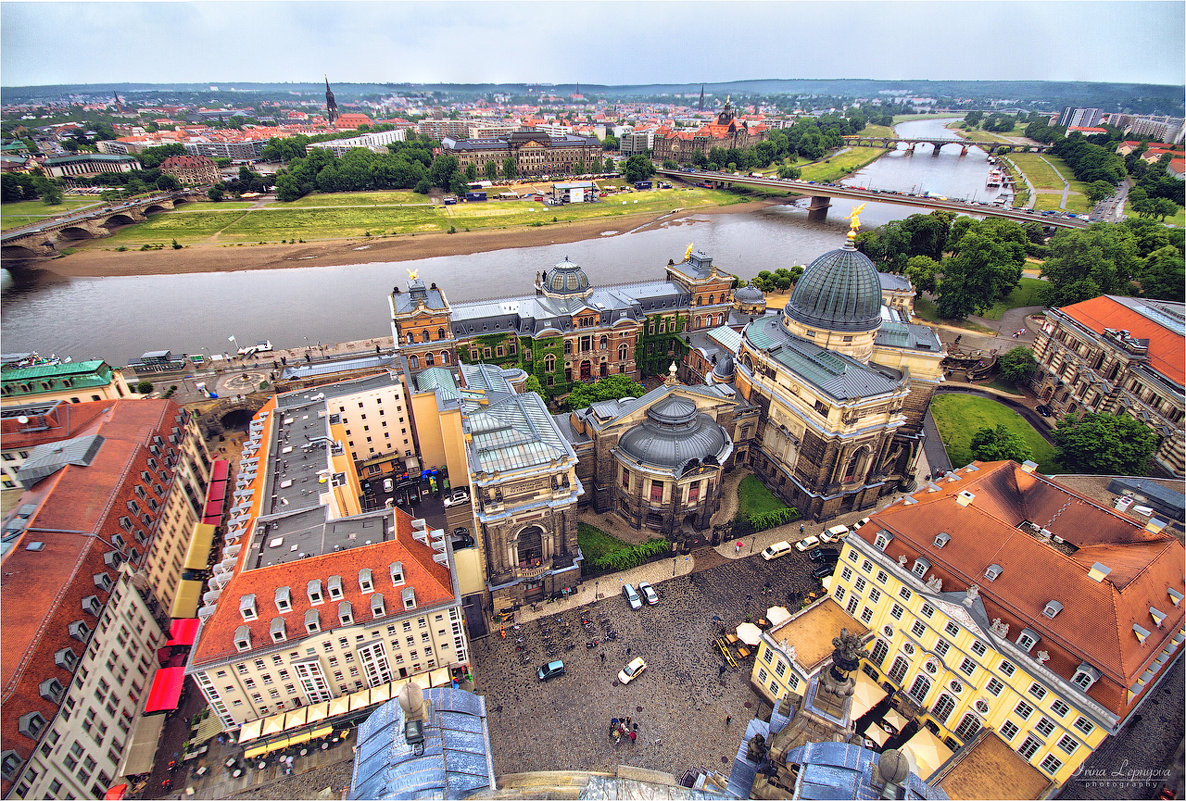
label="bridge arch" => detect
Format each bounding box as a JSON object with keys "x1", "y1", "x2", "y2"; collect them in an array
[
  {"x1": 2, "y1": 244, "x2": 41, "y2": 260},
  {"x1": 143, "y1": 204, "x2": 170, "y2": 215},
  {"x1": 57, "y1": 225, "x2": 97, "y2": 240},
  {"x1": 101, "y1": 213, "x2": 139, "y2": 228}
]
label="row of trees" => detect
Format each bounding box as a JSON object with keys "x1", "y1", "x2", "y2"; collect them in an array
[
  {"x1": 744, "y1": 266, "x2": 804, "y2": 292},
  {"x1": 1050, "y1": 134, "x2": 1126, "y2": 186},
  {"x1": 0, "y1": 172, "x2": 63, "y2": 204},
  {"x1": 970, "y1": 412, "x2": 1157, "y2": 475}
]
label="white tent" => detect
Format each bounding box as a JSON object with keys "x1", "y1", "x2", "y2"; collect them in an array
[
  {"x1": 904, "y1": 727, "x2": 954, "y2": 780},
  {"x1": 736, "y1": 622, "x2": 763, "y2": 646},
  {"x1": 850, "y1": 670, "x2": 888, "y2": 720},
  {"x1": 766, "y1": 606, "x2": 791, "y2": 626}
]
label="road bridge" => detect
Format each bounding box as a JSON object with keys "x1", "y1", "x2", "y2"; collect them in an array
[
  {"x1": 656, "y1": 168, "x2": 1089, "y2": 229},
  {"x1": 841, "y1": 136, "x2": 1053, "y2": 156},
  {"x1": 2, "y1": 190, "x2": 198, "y2": 261}
]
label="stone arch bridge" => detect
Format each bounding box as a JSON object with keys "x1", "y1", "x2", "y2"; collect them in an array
[
  {"x1": 1, "y1": 190, "x2": 198, "y2": 261},
  {"x1": 841, "y1": 136, "x2": 1053, "y2": 156}
]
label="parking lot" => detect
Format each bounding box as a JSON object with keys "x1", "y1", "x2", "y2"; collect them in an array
[{"x1": 469, "y1": 548, "x2": 827, "y2": 776}]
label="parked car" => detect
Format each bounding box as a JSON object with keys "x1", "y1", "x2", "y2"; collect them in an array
[
  {"x1": 617, "y1": 656, "x2": 648, "y2": 685},
  {"x1": 812, "y1": 563, "x2": 836, "y2": 580},
  {"x1": 761, "y1": 541, "x2": 792, "y2": 560},
  {"x1": 794, "y1": 535, "x2": 820, "y2": 552},
  {"x1": 622, "y1": 583, "x2": 642, "y2": 610},
  {"x1": 854, "y1": 517, "x2": 871, "y2": 531},
  {"x1": 808, "y1": 547, "x2": 841, "y2": 563},
  {"x1": 443, "y1": 488, "x2": 469, "y2": 508},
  {"x1": 383, "y1": 478, "x2": 394, "y2": 493},
  {"x1": 638, "y1": 582, "x2": 659, "y2": 605},
  {"x1": 820, "y1": 525, "x2": 849, "y2": 543},
  {"x1": 537, "y1": 660, "x2": 566, "y2": 681},
  {"x1": 450, "y1": 527, "x2": 474, "y2": 549},
  {"x1": 1036, "y1": 404, "x2": 1052, "y2": 417}
]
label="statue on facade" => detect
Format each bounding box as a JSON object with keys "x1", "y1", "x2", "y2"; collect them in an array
[
  {"x1": 990, "y1": 618, "x2": 1010, "y2": 637},
  {"x1": 925, "y1": 576, "x2": 943, "y2": 592},
  {"x1": 963, "y1": 584, "x2": 980, "y2": 607},
  {"x1": 1036, "y1": 650, "x2": 1051, "y2": 665},
  {"x1": 820, "y1": 627, "x2": 866, "y2": 699},
  {"x1": 746, "y1": 732, "x2": 768, "y2": 764}
]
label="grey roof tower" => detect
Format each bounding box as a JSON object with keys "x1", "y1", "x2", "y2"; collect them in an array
[
  {"x1": 325, "y1": 75, "x2": 338, "y2": 125},
  {"x1": 784, "y1": 233, "x2": 883, "y2": 333},
  {"x1": 538, "y1": 257, "x2": 593, "y2": 299},
  {"x1": 616, "y1": 395, "x2": 732, "y2": 470}
]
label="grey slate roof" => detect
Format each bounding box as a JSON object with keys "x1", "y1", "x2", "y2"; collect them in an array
[
  {"x1": 392, "y1": 278, "x2": 448, "y2": 313},
  {"x1": 16, "y1": 434, "x2": 105, "y2": 488},
  {"x1": 349, "y1": 687, "x2": 495, "y2": 800},
  {"x1": 878, "y1": 271, "x2": 914, "y2": 292},
  {"x1": 875, "y1": 321, "x2": 943, "y2": 353},
  {"x1": 616, "y1": 395, "x2": 732, "y2": 471},
  {"x1": 744, "y1": 316, "x2": 905, "y2": 401},
  {"x1": 666, "y1": 250, "x2": 719, "y2": 282}
]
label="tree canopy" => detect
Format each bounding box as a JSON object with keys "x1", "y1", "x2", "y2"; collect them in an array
[
  {"x1": 564, "y1": 373, "x2": 645, "y2": 411},
  {"x1": 969, "y1": 424, "x2": 1034, "y2": 464},
  {"x1": 997, "y1": 346, "x2": 1037, "y2": 386},
  {"x1": 1051, "y1": 412, "x2": 1157, "y2": 475},
  {"x1": 935, "y1": 218, "x2": 1026, "y2": 319},
  {"x1": 1039, "y1": 224, "x2": 1139, "y2": 307}
]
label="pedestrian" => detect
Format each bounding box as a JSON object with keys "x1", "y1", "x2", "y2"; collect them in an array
[
  {"x1": 726, "y1": 715, "x2": 732, "y2": 726},
  {"x1": 629, "y1": 730, "x2": 637, "y2": 743},
  {"x1": 719, "y1": 664, "x2": 727, "y2": 677},
  {"x1": 600, "y1": 651, "x2": 606, "y2": 662},
  {"x1": 633, "y1": 722, "x2": 639, "y2": 732},
  {"x1": 626, "y1": 646, "x2": 631, "y2": 655},
  {"x1": 626, "y1": 716, "x2": 631, "y2": 728}
]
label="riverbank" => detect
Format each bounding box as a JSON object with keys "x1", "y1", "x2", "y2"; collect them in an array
[{"x1": 34, "y1": 199, "x2": 778, "y2": 278}]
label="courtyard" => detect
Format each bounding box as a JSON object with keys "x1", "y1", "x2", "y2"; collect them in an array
[{"x1": 468, "y1": 547, "x2": 827, "y2": 777}]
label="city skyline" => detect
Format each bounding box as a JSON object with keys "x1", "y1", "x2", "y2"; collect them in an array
[{"x1": 2, "y1": 1, "x2": 1184, "y2": 89}]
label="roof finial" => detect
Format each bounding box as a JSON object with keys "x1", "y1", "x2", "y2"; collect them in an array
[
  {"x1": 684, "y1": 242, "x2": 694, "y2": 261},
  {"x1": 846, "y1": 203, "x2": 866, "y2": 242}
]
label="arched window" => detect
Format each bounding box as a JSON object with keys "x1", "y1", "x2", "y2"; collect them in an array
[
  {"x1": 618, "y1": 344, "x2": 629, "y2": 362},
  {"x1": 425, "y1": 353, "x2": 435, "y2": 366},
  {"x1": 888, "y1": 656, "x2": 909, "y2": 684},
  {"x1": 406, "y1": 333, "x2": 415, "y2": 344},
  {"x1": 599, "y1": 335, "x2": 608, "y2": 351},
  {"x1": 708, "y1": 294, "x2": 714, "y2": 304},
  {"x1": 408, "y1": 355, "x2": 419, "y2": 369},
  {"x1": 717, "y1": 313, "x2": 724, "y2": 325},
  {"x1": 440, "y1": 351, "x2": 450, "y2": 364},
  {"x1": 932, "y1": 693, "x2": 957, "y2": 724},
  {"x1": 422, "y1": 329, "x2": 431, "y2": 342},
  {"x1": 544, "y1": 354, "x2": 556, "y2": 372},
  {"x1": 516, "y1": 525, "x2": 544, "y2": 566},
  {"x1": 844, "y1": 446, "x2": 872, "y2": 483},
  {"x1": 868, "y1": 639, "x2": 890, "y2": 668},
  {"x1": 908, "y1": 674, "x2": 932, "y2": 705},
  {"x1": 954, "y1": 713, "x2": 982, "y2": 741},
  {"x1": 437, "y1": 328, "x2": 445, "y2": 340}
]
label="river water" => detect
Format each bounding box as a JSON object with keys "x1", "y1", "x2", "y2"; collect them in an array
[{"x1": 2, "y1": 118, "x2": 998, "y2": 366}]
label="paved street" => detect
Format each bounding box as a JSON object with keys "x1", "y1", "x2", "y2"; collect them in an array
[{"x1": 470, "y1": 547, "x2": 827, "y2": 777}]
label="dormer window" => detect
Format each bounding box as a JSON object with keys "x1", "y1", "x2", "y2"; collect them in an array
[
  {"x1": 1043, "y1": 601, "x2": 1063, "y2": 619},
  {"x1": 93, "y1": 572, "x2": 113, "y2": 592},
  {"x1": 234, "y1": 625, "x2": 251, "y2": 652},
  {"x1": 327, "y1": 575, "x2": 343, "y2": 600},
  {"x1": 370, "y1": 593, "x2": 386, "y2": 618},
  {"x1": 54, "y1": 647, "x2": 77, "y2": 670},
  {"x1": 17, "y1": 711, "x2": 47, "y2": 741},
  {"x1": 338, "y1": 601, "x2": 353, "y2": 626},
  {"x1": 307, "y1": 580, "x2": 323, "y2": 606},
  {"x1": 934, "y1": 532, "x2": 951, "y2": 549},
  {"x1": 39, "y1": 677, "x2": 65, "y2": 703},
  {"x1": 240, "y1": 594, "x2": 257, "y2": 621},
  {"x1": 81, "y1": 595, "x2": 102, "y2": 617},
  {"x1": 1016, "y1": 628, "x2": 1040, "y2": 653},
  {"x1": 402, "y1": 587, "x2": 416, "y2": 610},
  {"x1": 1072, "y1": 663, "x2": 1100, "y2": 691},
  {"x1": 1169, "y1": 588, "x2": 1184, "y2": 607},
  {"x1": 874, "y1": 532, "x2": 892, "y2": 551},
  {"x1": 305, "y1": 609, "x2": 320, "y2": 634},
  {"x1": 269, "y1": 617, "x2": 287, "y2": 643},
  {"x1": 359, "y1": 569, "x2": 373, "y2": 593},
  {"x1": 1, "y1": 751, "x2": 23, "y2": 783},
  {"x1": 912, "y1": 557, "x2": 930, "y2": 578},
  {"x1": 275, "y1": 586, "x2": 291, "y2": 613},
  {"x1": 1149, "y1": 607, "x2": 1166, "y2": 627},
  {"x1": 984, "y1": 564, "x2": 1003, "y2": 582},
  {"x1": 67, "y1": 620, "x2": 91, "y2": 643},
  {"x1": 1133, "y1": 623, "x2": 1151, "y2": 644},
  {"x1": 390, "y1": 561, "x2": 405, "y2": 586}
]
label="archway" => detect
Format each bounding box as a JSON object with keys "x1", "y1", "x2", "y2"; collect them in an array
[
  {"x1": 516, "y1": 525, "x2": 544, "y2": 566},
  {"x1": 58, "y1": 226, "x2": 95, "y2": 240},
  {"x1": 580, "y1": 361, "x2": 591, "y2": 380},
  {"x1": 1041, "y1": 386, "x2": 1054, "y2": 401}
]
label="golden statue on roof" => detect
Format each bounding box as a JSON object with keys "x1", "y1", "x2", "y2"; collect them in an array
[
  {"x1": 684, "y1": 242, "x2": 694, "y2": 261},
  {"x1": 407, "y1": 268, "x2": 419, "y2": 281},
  {"x1": 847, "y1": 203, "x2": 867, "y2": 234}
]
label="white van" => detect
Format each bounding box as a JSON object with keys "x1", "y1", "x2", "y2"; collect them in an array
[
  {"x1": 821, "y1": 525, "x2": 850, "y2": 543},
  {"x1": 761, "y1": 541, "x2": 792, "y2": 560}
]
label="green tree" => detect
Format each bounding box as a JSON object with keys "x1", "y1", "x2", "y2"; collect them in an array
[
  {"x1": 413, "y1": 178, "x2": 432, "y2": 195},
  {"x1": 936, "y1": 220, "x2": 1025, "y2": 318},
  {"x1": 1051, "y1": 412, "x2": 1157, "y2": 474},
  {"x1": 1138, "y1": 246, "x2": 1186, "y2": 300},
  {"x1": 777, "y1": 164, "x2": 802, "y2": 180},
  {"x1": 997, "y1": 346, "x2": 1037, "y2": 385},
  {"x1": 135, "y1": 381, "x2": 154, "y2": 394},
  {"x1": 1040, "y1": 225, "x2": 1139, "y2": 307},
  {"x1": 565, "y1": 373, "x2": 645, "y2": 410},
  {"x1": 207, "y1": 185, "x2": 225, "y2": 202},
  {"x1": 524, "y1": 375, "x2": 543, "y2": 396},
  {"x1": 502, "y1": 157, "x2": 518, "y2": 180},
  {"x1": 624, "y1": 154, "x2": 655, "y2": 184},
  {"x1": 1086, "y1": 180, "x2": 1115, "y2": 205},
  {"x1": 155, "y1": 174, "x2": 181, "y2": 191},
  {"x1": 33, "y1": 176, "x2": 63, "y2": 205},
  {"x1": 465, "y1": 163, "x2": 478, "y2": 182},
  {"x1": 905, "y1": 255, "x2": 942, "y2": 295},
  {"x1": 484, "y1": 160, "x2": 500, "y2": 182},
  {"x1": 604, "y1": 157, "x2": 617, "y2": 174},
  {"x1": 137, "y1": 143, "x2": 186, "y2": 169},
  {"x1": 969, "y1": 424, "x2": 1034, "y2": 463},
  {"x1": 429, "y1": 154, "x2": 458, "y2": 188}
]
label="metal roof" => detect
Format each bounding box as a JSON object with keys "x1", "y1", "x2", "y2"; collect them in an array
[
  {"x1": 874, "y1": 321, "x2": 943, "y2": 352},
  {"x1": 279, "y1": 355, "x2": 396, "y2": 382},
  {"x1": 2, "y1": 359, "x2": 110, "y2": 382},
  {"x1": 616, "y1": 396, "x2": 733, "y2": 472},
  {"x1": 786, "y1": 240, "x2": 883, "y2": 333},
  {"x1": 349, "y1": 687, "x2": 495, "y2": 800},
  {"x1": 17, "y1": 434, "x2": 105, "y2": 488}
]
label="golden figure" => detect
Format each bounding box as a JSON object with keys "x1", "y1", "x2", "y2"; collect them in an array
[
  {"x1": 684, "y1": 242, "x2": 695, "y2": 261},
  {"x1": 847, "y1": 203, "x2": 867, "y2": 233},
  {"x1": 407, "y1": 268, "x2": 419, "y2": 281}
]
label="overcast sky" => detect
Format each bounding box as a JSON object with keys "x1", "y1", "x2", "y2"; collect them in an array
[{"x1": 2, "y1": 1, "x2": 1183, "y2": 88}]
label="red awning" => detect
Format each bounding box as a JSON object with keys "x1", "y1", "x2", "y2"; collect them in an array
[
  {"x1": 143, "y1": 667, "x2": 185, "y2": 713},
  {"x1": 203, "y1": 515, "x2": 222, "y2": 526},
  {"x1": 166, "y1": 618, "x2": 200, "y2": 647},
  {"x1": 211, "y1": 460, "x2": 230, "y2": 482},
  {"x1": 207, "y1": 482, "x2": 227, "y2": 502},
  {"x1": 104, "y1": 784, "x2": 129, "y2": 800},
  {"x1": 204, "y1": 498, "x2": 224, "y2": 519}
]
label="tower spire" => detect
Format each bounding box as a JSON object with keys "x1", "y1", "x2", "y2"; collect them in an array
[{"x1": 324, "y1": 75, "x2": 339, "y2": 125}]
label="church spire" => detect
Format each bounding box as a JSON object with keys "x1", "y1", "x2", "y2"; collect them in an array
[{"x1": 324, "y1": 75, "x2": 339, "y2": 125}]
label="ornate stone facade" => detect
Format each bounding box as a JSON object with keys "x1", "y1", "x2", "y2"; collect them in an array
[{"x1": 441, "y1": 131, "x2": 602, "y2": 178}]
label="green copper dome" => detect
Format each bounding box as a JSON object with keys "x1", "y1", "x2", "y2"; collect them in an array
[{"x1": 784, "y1": 238, "x2": 882, "y2": 333}]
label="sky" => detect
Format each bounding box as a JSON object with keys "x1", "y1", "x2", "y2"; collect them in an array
[{"x1": 2, "y1": 0, "x2": 1184, "y2": 88}]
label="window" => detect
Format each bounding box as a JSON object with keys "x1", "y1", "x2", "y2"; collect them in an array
[
  {"x1": 1057, "y1": 734, "x2": 1079, "y2": 755},
  {"x1": 908, "y1": 674, "x2": 932, "y2": 704},
  {"x1": 841, "y1": 566, "x2": 853, "y2": 582},
  {"x1": 986, "y1": 677, "x2": 1004, "y2": 696},
  {"x1": 944, "y1": 622, "x2": 960, "y2": 638},
  {"x1": 932, "y1": 693, "x2": 957, "y2": 724},
  {"x1": 1051, "y1": 699, "x2": 1070, "y2": 717},
  {"x1": 959, "y1": 658, "x2": 976, "y2": 677},
  {"x1": 1017, "y1": 736, "x2": 1041, "y2": 760},
  {"x1": 876, "y1": 570, "x2": 888, "y2": 584},
  {"x1": 869, "y1": 588, "x2": 882, "y2": 604},
  {"x1": 1014, "y1": 700, "x2": 1034, "y2": 720},
  {"x1": 846, "y1": 596, "x2": 859, "y2": 615},
  {"x1": 911, "y1": 621, "x2": 926, "y2": 638},
  {"x1": 861, "y1": 559, "x2": 873, "y2": 574},
  {"x1": 919, "y1": 603, "x2": 934, "y2": 618},
  {"x1": 912, "y1": 558, "x2": 930, "y2": 577},
  {"x1": 17, "y1": 711, "x2": 47, "y2": 740},
  {"x1": 890, "y1": 604, "x2": 904, "y2": 620},
  {"x1": 854, "y1": 577, "x2": 867, "y2": 593},
  {"x1": 970, "y1": 640, "x2": 986, "y2": 657},
  {"x1": 1073, "y1": 716, "x2": 1094, "y2": 736},
  {"x1": 869, "y1": 639, "x2": 889, "y2": 667},
  {"x1": 859, "y1": 607, "x2": 874, "y2": 624},
  {"x1": 1040, "y1": 754, "x2": 1063, "y2": 775},
  {"x1": 1000, "y1": 720, "x2": 1020, "y2": 740},
  {"x1": 1016, "y1": 629, "x2": 1039, "y2": 653},
  {"x1": 888, "y1": 656, "x2": 909, "y2": 684},
  {"x1": 1000, "y1": 660, "x2": 1015, "y2": 677},
  {"x1": 1028, "y1": 682, "x2": 1048, "y2": 701},
  {"x1": 1035, "y1": 717, "x2": 1055, "y2": 737},
  {"x1": 954, "y1": 713, "x2": 982, "y2": 741}
]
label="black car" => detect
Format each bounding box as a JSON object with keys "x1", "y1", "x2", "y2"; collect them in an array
[
  {"x1": 450, "y1": 527, "x2": 474, "y2": 549},
  {"x1": 1036, "y1": 404, "x2": 1052, "y2": 417},
  {"x1": 812, "y1": 563, "x2": 836, "y2": 580},
  {"x1": 808, "y1": 548, "x2": 840, "y2": 563}
]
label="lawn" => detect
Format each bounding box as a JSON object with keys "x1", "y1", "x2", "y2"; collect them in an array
[
  {"x1": 101, "y1": 209, "x2": 252, "y2": 243},
  {"x1": 1167, "y1": 205, "x2": 1186, "y2": 228},
  {"x1": 183, "y1": 201, "x2": 259, "y2": 210},
  {"x1": 860, "y1": 124, "x2": 896, "y2": 139},
  {"x1": 1008, "y1": 153, "x2": 1082, "y2": 193},
  {"x1": 576, "y1": 523, "x2": 630, "y2": 562},
  {"x1": 1032, "y1": 193, "x2": 1092, "y2": 215},
  {"x1": 913, "y1": 296, "x2": 998, "y2": 333},
  {"x1": 930, "y1": 393, "x2": 1061, "y2": 473},
  {"x1": 280, "y1": 190, "x2": 432, "y2": 207},
  {"x1": 1, "y1": 197, "x2": 98, "y2": 229},
  {"x1": 736, "y1": 475, "x2": 786, "y2": 518},
  {"x1": 979, "y1": 277, "x2": 1047, "y2": 320},
  {"x1": 799, "y1": 147, "x2": 889, "y2": 183}
]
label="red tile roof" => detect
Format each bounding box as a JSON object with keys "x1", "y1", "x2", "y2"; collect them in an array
[
  {"x1": 189, "y1": 506, "x2": 455, "y2": 667},
  {"x1": 863, "y1": 461, "x2": 1185, "y2": 719},
  {"x1": 1058, "y1": 295, "x2": 1185, "y2": 386}
]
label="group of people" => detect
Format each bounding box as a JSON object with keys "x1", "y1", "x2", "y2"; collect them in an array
[{"x1": 609, "y1": 716, "x2": 639, "y2": 744}]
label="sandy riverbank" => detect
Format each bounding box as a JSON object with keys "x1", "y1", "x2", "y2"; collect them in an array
[{"x1": 35, "y1": 199, "x2": 778, "y2": 278}]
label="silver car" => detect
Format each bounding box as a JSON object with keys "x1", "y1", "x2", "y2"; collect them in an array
[{"x1": 622, "y1": 583, "x2": 642, "y2": 610}]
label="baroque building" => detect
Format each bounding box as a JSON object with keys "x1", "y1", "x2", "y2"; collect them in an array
[
  {"x1": 1028, "y1": 295, "x2": 1184, "y2": 477},
  {"x1": 653, "y1": 97, "x2": 768, "y2": 164},
  {"x1": 440, "y1": 131, "x2": 602, "y2": 178},
  {"x1": 734, "y1": 212, "x2": 945, "y2": 520}
]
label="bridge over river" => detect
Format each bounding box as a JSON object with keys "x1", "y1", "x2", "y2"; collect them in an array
[
  {"x1": 656, "y1": 168, "x2": 1089, "y2": 229},
  {"x1": 840, "y1": 135, "x2": 1053, "y2": 155},
  {"x1": 2, "y1": 190, "x2": 199, "y2": 260}
]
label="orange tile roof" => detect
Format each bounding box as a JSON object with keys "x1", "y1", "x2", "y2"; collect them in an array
[
  {"x1": 189, "y1": 507, "x2": 455, "y2": 667},
  {"x1": 934, "y1": 731, "x2": 1053, "y2": 800},
  {"x1": 863, "y1": 461, "x2": 1185, "y2": 719},
  {"x1": 1057, "y1": 295, "x2": 1185, "y2": 386}
]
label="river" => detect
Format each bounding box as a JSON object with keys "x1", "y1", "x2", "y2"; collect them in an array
[{"x1": 1, "y1": 118, "x2": 998, "y2": 366}]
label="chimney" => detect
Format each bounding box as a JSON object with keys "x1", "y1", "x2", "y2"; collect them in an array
[
  {"x1": 1145, "y1": 518, "x2": 1166, "y2": 535},
  {"x1": 1020, "y1": 460, "x2": 1038, "y2": 473},
  {"x1": 1088, "y1": 562, "x2": 1112, "y2": 582},
  {"x1": 956, "y1": 490, "x2": 975, "y2": 507}
]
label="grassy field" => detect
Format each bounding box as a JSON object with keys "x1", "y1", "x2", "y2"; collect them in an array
[
  {"x1": 1, "y1": 197, "x2": 99, "y2": 230},
  {"x1": 281, "y1": 190, "x2": 432, "y2": 207},
  {"x1": 893, "y1": 113, "x2": 961, "y2": 123},
  {"x1": 930, "y1": 393, "x2": 1061, "y2": 473},
  {"x1": 94, "y1": 186, "x2": 745, "y2": 245},
  {"x1": 1008, "y1": 153, "x2": 1067, "y2": 190},
  {"x1": 913, "y1": 296, "x2": 998, "y2": 333},
  {"x1": 176, "y1": 201, "x2": 259, "y2": 210},
  {"x1": 576, "y1": 523, "x2": 630, "y2": 562},
  {"x1": 799, "y1": 147, "x2": 889, "y2": 182},
  {"x1": 736, "y1": 475, "x2": 787, "y2": 519},
  {"x1": 979, "y1": 276, "x2": 1047, "y2": 320},
  {"x1": 1167, "y1": 205, "x2": 1186, "y2": 228},
  {"x1": 860, "y1": 124, "x2": 896, "y2": 138},
  {"x1": 1032, "y1": 193, "x2": 1092, "y2": 215}
]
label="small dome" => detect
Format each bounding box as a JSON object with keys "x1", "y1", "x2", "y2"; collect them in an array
[
  {"x1": 712, "y1": 354, "x2": 735, "y2": 380},
  {"x1": 735, "y1": 285, "x2": 765, "y2": 303},
  {"x1": 617, "y1": 396, "x2": 731, "y2": 470},
  {"x1": 542, "y1": 258, "x2": 591, "y2": 296},
  {"x1": 784, "y1": 238, "x2": 882, "y2": 333}
]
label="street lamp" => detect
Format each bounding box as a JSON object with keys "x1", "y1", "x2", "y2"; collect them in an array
[
  {"x1": 673, "y1": 558, "x2": 677, "y2": 577},
  {"x1": 595, "y1": 579, "x2": 599, "y2": 600},
  {"x1": 750, "y1": 534, "x2": 757, "y2": 554}
]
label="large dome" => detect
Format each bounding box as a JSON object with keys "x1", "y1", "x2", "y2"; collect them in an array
[
  {"x1": 784, "y1": 237, "x2": 882, "y2": 333},
  {"x1": 541, "y1": 258, "x2": 591, "y2": 296},
  {"x1": 616, "y1": 396, "x2": 731, "y2": 470}
]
